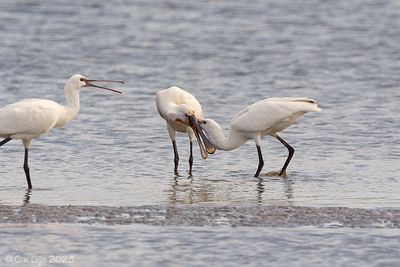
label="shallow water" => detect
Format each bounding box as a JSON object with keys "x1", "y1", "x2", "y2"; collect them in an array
[
  {"x1": 1, "y1": 224, "x2": 400, "y2": 267},
  {"x1": 0, "y1": 0, "x2": 399, "y2": 208},
  {"x1": 0, "y1": 0, "x2": 399, "y2": 266}
]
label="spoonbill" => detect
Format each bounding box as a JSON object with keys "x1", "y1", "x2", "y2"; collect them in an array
[
  {"x1": 156, "y1": 86, "x2": 215, "y2": 175},
  {"x1": 199, "y1": 97, "x2": 321, "y2": 177},
  {"x1": 0, "y1": 74, "x2": 124, "y2": 189}
]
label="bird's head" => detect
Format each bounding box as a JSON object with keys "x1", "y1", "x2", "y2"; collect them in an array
[
  {"x1": 186, "y1": 114, "x2": 216, "y2": 156},
  {"x1": 66, "y1": 74, "x2": 124, "y2": 93},
  {"x1": 169, "y1": 105, "x2": 195, "y2": 125},
  {"x1": 198, "y1": 118, "x2": 223, "y2": 149},
  {"x1": 198, "y1": 118, "x2": 221, "y2": 133},
  {"x1": 166, "y1": 105, "x2": 216, "y2": 158}
]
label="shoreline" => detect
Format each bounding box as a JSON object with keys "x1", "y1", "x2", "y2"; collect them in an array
[{"x1": 0, "y1": 204, "x2": 399, "y2": 228}]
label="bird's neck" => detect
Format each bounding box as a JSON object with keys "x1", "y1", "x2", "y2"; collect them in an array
[
  {"x1": 63, "y1": 85, "x2": 80, "y2": 124},
  {"x1": 205, "y1": 123, "x2": 247, "y2": 151}
]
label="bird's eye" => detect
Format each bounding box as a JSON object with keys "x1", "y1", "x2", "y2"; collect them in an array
[
  {"x1": 80, "y1": 78, "x2": 84, "y2": 82},
  {"x1": 203, "y1": 121, "x2": 207, "y2": 124}
]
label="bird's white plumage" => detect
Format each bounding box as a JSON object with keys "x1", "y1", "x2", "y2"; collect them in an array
[
  {"x1": 231, "y1": 98, "x2": 321, "y2": 136},
  {"x1": 200, "y1": 97, "x2": 321, "y2": 176},
  {"x1": 0, "y1": 99, "x2": 65, "y2": 139},
  {"x1": 156, "y1": 86, "x2": 210, "y2": 173},
  {"x1": 0, "y1": 74, "x2": 85, "y2": 146},
  {"x1": 157, "y1": 87, "x2": 204, "y2": 124},
  {"x1": 156, "y1": 86, "x2": 205, "y2": 138},
  {"x1": 0, "y1": 74, "x2": 123, "y2": 188}
]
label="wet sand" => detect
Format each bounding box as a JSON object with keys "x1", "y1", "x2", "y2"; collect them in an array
[{"x1": 1, "y1": 205, "x2": 399, "y2": 227}]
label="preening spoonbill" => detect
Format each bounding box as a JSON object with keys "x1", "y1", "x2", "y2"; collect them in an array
[
  {"x1": 156, "y1": 86, "x2": 215, "y2": 175},
  {"x1": 0, "y1": 74, "x2": 124, "y2": 188},
  {"x1": 199, "y1": 97, "x2": 321, "y2": 177}
]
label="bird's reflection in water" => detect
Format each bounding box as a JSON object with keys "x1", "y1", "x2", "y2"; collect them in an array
[
  {"x1": 168, "y1": 175, "x2": 217, "y2": 204},
  {"x1": 256, "y1": 176, "x2": 294, "y2": 205},
  {"x1": 283, "y1": 177, "x2": 294, "y2": 201},
  {"x1": 256, "y1": 178, "x2": 265, "y2": 203},
  {"x1": 23, "y1": 188, "x2": 32, "y2": 205},
  {"x1": 168, "y1": 173, "x2": 295, "y2": 205},
  {"x1": 169, "y1": 176, "x2": 194, "y2": 204}
]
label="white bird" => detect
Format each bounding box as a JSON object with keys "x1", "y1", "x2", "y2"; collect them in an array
[
  {"x1": 0, "y1": 74, "x2": 124, "y2": 189},
  {"x1": 156, "y1": 86, "x2": 215, "y2": 175},
  {"x1": 199, "y1": 97, "x2": 321, "y2": 177}
]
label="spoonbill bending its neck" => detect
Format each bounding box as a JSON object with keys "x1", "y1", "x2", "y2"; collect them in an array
[
  {"x1": 199, "y1": 97, "x2": 321, "y2": 177},
  {"x1": 156, "y1": 86, "x2": 215, "y2": 175},
  {"x1": 0, "y1": 74, "x2": 124, "y2": 188}
]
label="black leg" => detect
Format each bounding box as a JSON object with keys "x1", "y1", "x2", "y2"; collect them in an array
[
  {"x1": 172, "y1": 140, "x2": 179, "y2": 175},
  {"x1": 188, "y1": 141, "x2": 193, "y2": 175},
  {"x1": 276, "y1": 136, "x2": 295, "y2": 176},
  {"x1": 23, "y1": 148, "x2": 32, "y2": 189},
  {"x1": 254, "y1": 145, "x2": 264, "y2": 177},
  {"x1": 0, "y1": 137, "x2": 12, "y2": 146}
]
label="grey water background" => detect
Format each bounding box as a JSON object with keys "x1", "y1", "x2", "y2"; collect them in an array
[{"x1": 0, "y1": 0, "x2": 399, "y2": 266}]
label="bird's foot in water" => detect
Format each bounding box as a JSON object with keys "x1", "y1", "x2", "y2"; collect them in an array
[{"x1": 264, "y1": 170, "x2": 288, "y2": 177}]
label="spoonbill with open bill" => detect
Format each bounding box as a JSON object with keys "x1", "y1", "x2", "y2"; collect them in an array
[
  {"x1": 199, "y1": 97, "x2": 321, "y2": 177},
  {"x1": 0, "y1": 74, "x2": 124, "y2": 189},
  {"x1": 156, "y1": 86, "x2": 215, "y2": 175}
]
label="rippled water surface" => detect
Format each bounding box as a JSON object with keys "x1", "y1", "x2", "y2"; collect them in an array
[
  {"x1": 0, "y1": 0, "x2": 399, "y2": 266},
  {"x1": 0, "y1": 0, "x2": 399, "y2": 208},
  {"x1": 1, "y1": 224, "x2": 399, "y2": 267}
]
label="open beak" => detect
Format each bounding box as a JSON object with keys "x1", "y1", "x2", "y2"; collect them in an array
[
  {"x1": 84, "y1": 79, "x2": 125, "y2": 94},
  {"x1": 187, "y1": 114, "x2": 216, "y2": 159}
]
